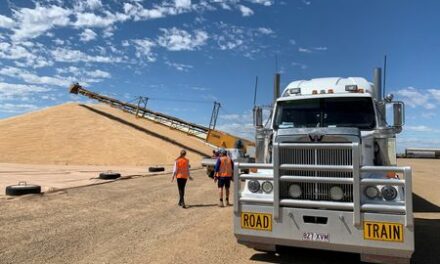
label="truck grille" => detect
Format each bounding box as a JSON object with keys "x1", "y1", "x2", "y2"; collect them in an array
[{"x1": 279, "y1": 148, "x2": 353, "y2": 202}]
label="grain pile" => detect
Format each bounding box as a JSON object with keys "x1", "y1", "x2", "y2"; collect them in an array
[{"x1": 0, "y1": 103, "x2": 213, "y2": 166}]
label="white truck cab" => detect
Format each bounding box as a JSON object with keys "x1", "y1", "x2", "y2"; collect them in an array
[{"x1": 233, "y1": 69, "x2": 413, "y2": 264}]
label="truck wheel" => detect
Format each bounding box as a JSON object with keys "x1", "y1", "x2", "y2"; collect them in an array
[
  {"x1": 148, "y1": 167, "x2": 165, "y2": 172},
  {"x1": 99, "y1": 172, "x2": 121, "y2": 180},
  {"x1": 6, "y1": 182, "x2": 41, "y2": 196}
]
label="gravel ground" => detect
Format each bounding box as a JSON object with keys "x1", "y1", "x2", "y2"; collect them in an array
[{"x1": 0, "y1": 160, "x2": 439, "y2": 264}]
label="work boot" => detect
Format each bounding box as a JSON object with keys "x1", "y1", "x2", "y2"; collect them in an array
[
  {"x1": 218, "y1": 200, "x2": 224, "y2": 207},
  {"x1": 226, "y1": 199, "x2": 232, "y2": 206},
  {"x1": 181, "y1": 203, "x2": 187, "y2": 209}
]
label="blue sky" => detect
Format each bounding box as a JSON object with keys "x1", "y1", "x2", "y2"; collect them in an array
[{"x1": 0, "y1": 0, "x2": 439, "y2": 151}]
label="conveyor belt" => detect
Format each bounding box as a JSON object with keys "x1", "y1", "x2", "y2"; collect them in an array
[{"x1": 69, "y1": 84, "x2": 209, "y2": 137}]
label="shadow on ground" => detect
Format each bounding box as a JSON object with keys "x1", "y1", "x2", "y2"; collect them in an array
[
  {"x1": 79, "y1": 104, "x2": 209, "y2": 157},
  {"x1": 250, "y1": 247, "x2": 359, "y2": 264},
  {"x1": 187, "y1": 203, "x2": 218, "y2": 208},
  {"x1": 413, "y1": 193, "x2": 440, "y2": 213},
  {"x1": 249, "y1": 193, "x2": 440, "y2": 263}
]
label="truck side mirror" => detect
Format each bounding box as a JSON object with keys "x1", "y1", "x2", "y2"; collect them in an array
[{"x1": 393, "y1": 102, "x2": 404, "y2": 127}]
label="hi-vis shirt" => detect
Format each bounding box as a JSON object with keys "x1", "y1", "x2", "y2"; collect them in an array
[
  {"x1": 214, "y1": 156, "x2": 233, "y2": 177},
  {"x1": 173, "y1": 157, "x2": 190, "y2": 179}
]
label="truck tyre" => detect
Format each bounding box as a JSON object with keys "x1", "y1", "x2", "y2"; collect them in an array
[
  {"x1": 99, "y1": 172, "x2": 121, "y2": 180},
  {"x1": 6, "y1": 182, "x2": 41, "y2": 196},
  {"x1": 148, "y1": 167, "x2": 165, "y2": 172}
]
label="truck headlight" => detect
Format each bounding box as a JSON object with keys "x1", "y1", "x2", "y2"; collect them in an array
[
  {"x1": 288, "y1": 184, "x2": 302, "y2": 198},
  {"x1": 248, "y1": 180, "x2": 260, "y2": 193},
  {"x1": 381, "y1": 186, "x2": 398, "y2": 201},
  {"x1": 261, "y1": 181, "x2": 273, "y2": 193},
  {"x1": 364, "y1": 186, "x2": 380, "y2": 199},
  {"x1": 329, "y1": 186, "x2": 344, "y2": 201}
]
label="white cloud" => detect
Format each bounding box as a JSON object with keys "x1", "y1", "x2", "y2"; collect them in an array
[
  {"x1": 258, "y1": 27, "x2": 274, "y2": 35},
  {"x1": 292, "y1": 61, "x2": 307, "y2": 70},
  {"x1": 55, "y1": 66, "x2": 111, "y2": 82},
  {"x1": 132, "y1": 39, "x2": 156, "y2": 62},
  {"x1": 396, "y1": 87, "x2": 436, "y2": 110},
  {"x1": 73, "y1": 11, "x2": 129, "y2": 28},
  {"x1": 123, "y1": 3, "x2": 178, "y2": 21},
  {"x1": 75, "y1": 0, "x2": 103, "y2": 11},
  {"x1": 302, "y1": 0, "x2": 312, "y2": 5},
  {"x1": 313, "y1": 46, "x2": 327, "y2": 51},
  {"x1": 0, "y1": 66, "x2": 70, "y2": 87},
  {"x1": 87, "y1": 69, "x2": 111, "y2": 78},
  {"x1": 406, "y1": 125, "x2": 435, "y2": 132},
  {"x1": 0, "y1": 14, "x2": 16, "y2": 29},
  {"x1": 157, "y1": 28, "x2": 208, "y2": 51},
  {"x1": 53, "y1": 38, "x2": 65, "y2": 45},
  {"x1": 0, "y1": 82, "x2": 50, "y2": 100},
  {"x1": 289, "y1": 39, "x2": 296, "y2": 45},
  {"x1": 238, "y1": 5, "x2": 254, "y2": 16},
  {"x1": 298, "y1": 47, "x2": 312, "y2": 53},
  {"x1": 246, "y1": 0, "x2": 274, "y2": 6},
  {"x1": 165, "y1": 61, "x2": 193, "y2": 72},
  {"x1": 428, "y1": 89, "x2": 440, "y2": 103},
  {"x1": 102, "y1": 26, "x2": 115, "y2": 38},
  {"x1": 175, "y1": 0, "x2": 192, "y2": 9},
  {"x1": 80, "y1": 28, "x2": 97, "y2": 42},
  {"x1": 0, "y1": 42, "x2": 53, "y2": 69},
  {"x1": 51, "y1": 47, "x2": 123, "y2": 63},
  {"x1": 0, "y1": 103, "x2": 39, "y2": 113},
  {"x1": 299, "y1": 46, "x2": 328, "y2": 53},
  {"x1": 11, "y1": 5, "x2": 72, "y2": 41}
]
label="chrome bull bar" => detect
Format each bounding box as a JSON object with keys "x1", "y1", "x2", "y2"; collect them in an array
[{"x1": 233, "y1": 142, "x2": 413, "y2": 228}]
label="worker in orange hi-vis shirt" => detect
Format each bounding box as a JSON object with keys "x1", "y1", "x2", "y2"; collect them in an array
[
  {"x1": 214, "y1": 149, "x2": 233, "y2": 207},
  {"x1": 171, "y1": 150, "x2": 193, "y2": 209}
]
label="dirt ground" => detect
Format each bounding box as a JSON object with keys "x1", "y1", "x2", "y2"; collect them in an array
[
  {"x1": 0, "y1": 159, "x2": 439, "y2": 264},
  {"x1": 0, "y1": 163, "x2": 176, "y2": 195}
]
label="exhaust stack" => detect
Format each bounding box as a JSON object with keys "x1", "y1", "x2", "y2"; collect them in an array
[
  {"x1": 373, "y1": 68, "x2": 382, "y2": 101},
  {"x1": 273, "y1": 73, "x2": 280, "y2": 104}
]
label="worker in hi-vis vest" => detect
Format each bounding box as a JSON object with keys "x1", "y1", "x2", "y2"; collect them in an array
[
  {"x1": 171, "y1": 149, "x2": 193, "y2": 208},
  {"x1": 214, "y1": 149, "x2": 233, "y2": 207}
]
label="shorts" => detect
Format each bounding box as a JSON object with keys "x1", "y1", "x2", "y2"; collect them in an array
[{"x1": 217, "y1": 177, "x2": 231, "y2": 189}]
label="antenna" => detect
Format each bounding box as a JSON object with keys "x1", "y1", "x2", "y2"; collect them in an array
[
  {"x1": 253, "y1": 76, "x2": 258, "y2": 107},
  {"x1": 275, "y1": 55, "x2": 279, "y2": 73},
  {"x1": 383, "y1": 55, "x2": 387, "y2": 98}
]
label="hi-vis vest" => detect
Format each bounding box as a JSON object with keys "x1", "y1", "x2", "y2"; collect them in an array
[
  {"x1": 218, "y1": 156, "x2": 233, "y2": 177},
  {"x1": 175, "y1": 157, "x2": 189, "y2": 179}
]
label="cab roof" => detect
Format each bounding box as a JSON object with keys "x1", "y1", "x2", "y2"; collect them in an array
[{"x1": 281, "y1": 77, "x2": 373, "y2": 97}]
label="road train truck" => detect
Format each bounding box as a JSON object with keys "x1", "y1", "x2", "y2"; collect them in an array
[{"x1": 233, "y1": 68, "x2": 413, "y2": 264}]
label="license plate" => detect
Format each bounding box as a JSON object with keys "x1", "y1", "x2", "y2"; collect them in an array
[
  {"x1": 363, "y1": 221, "x2": 404, "y2": 242},
  {"x1": 241, "y1": 212, "x2": 272, "y2": 231},
  {"x1": 302, "y1": 232, "x2": 329, "y2": 242}
]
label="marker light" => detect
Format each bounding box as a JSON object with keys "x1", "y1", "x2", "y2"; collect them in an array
[
  {"x1": 289, "y1": 88, "x2": 301, "y2": 95},
  {"x1": 312, "y1": 90, "x2": 318, "y2": 95},
  {"x1": 288, "y1": 184, "x2": 302, "y2": 198},
  {"x1": 345, "y1": 85, "x2": 358, "y2": 92},
  {"x1": 329, "y1": 186, "x2": 344, "y2": 201},
  {"x1": 248, "y1": 180, "x2": 260, "y2": 193},
  {"x1": 364, "y1": 186, "x2": 380, "y2": 199},
  {"x1": 358, "y1": 88, "x2": 364, "y2": 93},
  {"x1": 262, "y1": 181, "x2": 273, "y2": 193},
  {"x1": 328, "y1": 89, "x2": 334, "y2": 94},
  {"x1": 381, "y1": 186, "x2": 398, "y2": 201},
  {"x1": 320, "y1": 89, "x2": 326, "y2": 94}
]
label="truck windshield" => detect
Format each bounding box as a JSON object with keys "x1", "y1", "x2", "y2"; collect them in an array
[{"x1": 274, "y1": 97, "x2": 376, "y2": 129}]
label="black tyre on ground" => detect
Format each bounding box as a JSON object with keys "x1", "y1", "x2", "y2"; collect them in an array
[
  {"x1": 6, "y1": 182, "x2": 41, "y2": 196},
  {"x1": 99, "y1": 172, "x2": 121, "y2": 180},
  {"x1": 148, "y1": 167, "x2": 165, "y2": 172}
]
